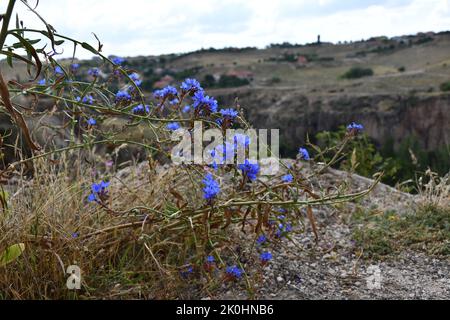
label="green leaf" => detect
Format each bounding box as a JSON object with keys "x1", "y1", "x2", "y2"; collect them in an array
[
  {"x1": 81, "y1": 42, "x2": 98, "y2": 54},
  {"x1": 6, "y1": 52, "x2": 12, "y2": 68},
  {"x1": 0, "y1": 243, "x2": 25, "y2": 267}
]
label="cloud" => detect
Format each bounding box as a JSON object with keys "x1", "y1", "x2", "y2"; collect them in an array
[{"x1": 8, "y1": 0, "x2": 450, "y2": 58}]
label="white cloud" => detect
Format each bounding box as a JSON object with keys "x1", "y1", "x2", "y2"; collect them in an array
[{"x1": 8, "y1": 0, "x2": 450, "y2": 59}]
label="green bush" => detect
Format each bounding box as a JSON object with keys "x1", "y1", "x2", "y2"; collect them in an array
[
  {"x1": 203, "y1": 74, "x2": 250, "y2": 88},
  {"x1": 341, "y1": 67, "x2": 374, "y2": 79},
  {"x1": 440, "y1": 81, "x2": 450, "y2": 92}
]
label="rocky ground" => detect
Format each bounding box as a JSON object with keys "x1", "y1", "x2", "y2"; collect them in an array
[{"x1": 213, "y1": 164, "x2": 450, "y2": 300}]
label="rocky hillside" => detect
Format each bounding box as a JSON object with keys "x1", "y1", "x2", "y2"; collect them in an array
[{"x1": 213, "y1": 88, "x2": 450, "y2": 153}]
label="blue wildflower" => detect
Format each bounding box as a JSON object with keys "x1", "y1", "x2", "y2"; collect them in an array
[
  {"x1": 298, "y1": 147, "x2": 310, "y2": 160},
  {"x1": 202, "y1": 173, "x2": 220, "y2": 201},
  {"x1": 70, "y1": 63, "x2": 80, "y2": 72},
  {"x1": 210, "y1": 142, "x2": 235, "y2": 166},
  {"x1": 77, "y1": 95, "x2": 94, "y2": 105},
  {"x1": 166, "y1": 122, "x2": 180, "y2": 131},
  {"x1": 129, "y1": 73, "x2": 139, "y2": 82},
  {"x1": 87, "y1": 180, "x2": 109, "y2": 202},
  {"x1": 285, "y1": 223, "x2": 293, "y2": 232},
  {"x1": 169, "y1": 98, "x2": 179, "y2": 106},
  {"x1": 87, "y1": 118, "x2": 96, "y2": 126},
  {"x1": 38, "y1": 79, "x2": 46, "y2": 85},
  {"x1": 115, "y1": 90, "x2": 131, "y2": 102},
  {"x1": 220, "y1": 108, "x2": 238, "y2": 119},
  {"x1": 192, "y1": 90, "x2": 218, "y2": 114},
  {"x1": 238, "y1": 159, "x2": 260, "y2": 181},
  {"x1": 256, "y1": 234, "x2": 267, "y2": 245},
  {"x1": 182, "y1": 105, "x2": 191, "y2": 113},
  {"x1": 132, "y1": 104, "x2": 150, "y2": 114},
  {"x1": 71, "y1": 232, "x2": 79, "y2": 239},
  {"x1": 260, "y1": 252, "x2": 273, "y2": 263},
  {"x1": 282, "y1": 174, "x2": 293, "y2": 183},
  {"x1": 206, "y1": 256, "x2": 215, "y2": 263},
  {"x1": 180, "y1": 265, "x2": 193, "y2": 278},
  {"x1": 347, "y1": 122, "x2": 364, "y2": 133},
  {"x1": 112, "y1": 57, "x2": 125, "y2": 65},
  {"x1": 153, "y1": 85, "x2": 177, "y2": 99},
  {"x1": 54, "y1": 66, "x2": 64, "y2": 76},
  {"x1": 276, "y1": 222, "x2": 293, "y2": 237},
  {"x1": 181, "y1": 78, "x2": 202, "y2": 92},
  {"x1": 226, "y1": 265, "x2": 243, "y2": 279},
  {"x1": 88, "y1": 68, "x2": 99, "y2": 77},
  {"x1": 234, "y1": 133, "x2": 251, "y2": 147},
  {"x1": 128, "y1": 73, "x2": 142, "y2": 87}
]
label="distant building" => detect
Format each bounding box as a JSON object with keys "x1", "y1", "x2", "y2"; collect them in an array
[
  {"x1": 297, "y1": 55, "x2": 308, "y2": 66},
  {"x1": 226, "y1": 70, "x2": 254, "y2": 80}
]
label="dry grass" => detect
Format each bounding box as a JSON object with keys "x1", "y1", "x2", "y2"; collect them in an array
[{"x1": 0, "y1": 154, "x2": 209, "y2": 299}]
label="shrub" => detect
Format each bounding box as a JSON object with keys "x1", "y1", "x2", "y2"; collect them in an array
[
  {"x1": 440, "y1": 81, "x2": 450, "y2": 92},
  {"x1": 341, "y1": 67, "x2": 374, "y2": 79}
]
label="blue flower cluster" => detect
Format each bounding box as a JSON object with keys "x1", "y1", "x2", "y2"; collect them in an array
[
  {"x1": 202, "y1": 173, "x2": 220, "y2": 200},
  {"x1": 87, "y1": 117, "x2": 96, "y2": 126},
  {"x1": 226, "y1": 265, "x2": 243, "y2": 279},
  {"x1": 298, "y1": 147, "x2": 310, "y2": 160},
  {"x1": 88, "y1": 68, "x2": 100, "y2": 77},
  {"x1": 154, "y1": 86, "x2": 178, "y2": 99},
  {"x1": 257, "y1": 234, "x2": 267, "y2": 245},
  {"x1": 70, "y1": 63, "x2": 80, "y2": 72},
  {"x1": 192, "y1": 90, "x2": 218, "y2": 114},
  {"x1": 112, "y1": 56, "x2": 125, "y2": 65},
  {"x1": 210, "y1": 142, "x2": 235, "y2": 169},
  {"x1": 180, "y1": 78, "x2": 202, "y2": 92},
  {"x1": 115, "y1": 90, "x2": 132, "y2": 103},
  {"x1": 259, "y1": 252, "x2": 273, "y2": 263},
  {"x1": 87, "y1": 180, "x2": 109, "y2": 202},
  {"x1": 128, "y1": 73, "x2": 142, "y2": 88},
  {"x1": 347, "y1": 122, "x2": 364, "y2": 133},
  {"x1": 180, "y1": 265, "x2": 194, "y2": 278},
  {"x1": 132, "y1": 104, "x2": 150, "y2": 114},
  {"x1": 281, "y1": 174, "x2": 293, "y2": 183},
  {"x1": 166, "y1": 122, "x2": 180, "y2": 131},
  {"x1": 54, "y1": 66, "x2": 64, "y2": 76},
  {"x1": 76, "y1": 95, "x2": 94, "y2": 105},
  {"x1": 276, "y1": 221, "x2": 293, "y2": 238},
  {"x1": 234, "y1": 133, "x2": 250, "y2": 148},
  {"x1": 238, "y1": 159, "x2": 260, "y2": 182},
  {"x1": 220, "y1": 108, "x2": 238, "y2": 119}
]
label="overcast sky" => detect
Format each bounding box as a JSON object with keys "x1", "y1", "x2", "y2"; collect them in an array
[{"x1": 7, "y1": 0, "x2": 450, "y2": 59}]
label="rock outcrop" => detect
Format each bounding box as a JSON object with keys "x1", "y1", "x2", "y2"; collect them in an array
[{"x1": 214, "y1": 88, "x2": 450, "y2": 154}]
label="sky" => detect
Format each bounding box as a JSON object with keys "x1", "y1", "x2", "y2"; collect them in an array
[{"x1": 6, "y1": 0, "x2": 450, "y2": 59}]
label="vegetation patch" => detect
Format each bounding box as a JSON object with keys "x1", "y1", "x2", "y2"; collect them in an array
[
  {"x1": 440, "y1": 81, "x2": 450, "y2": 92},
  {"x1": 351, "y1": 205, "x2": 450, "y2": 259},
  {"x1": 341, "y1": 67, "x2": 374, "y2": 79}
]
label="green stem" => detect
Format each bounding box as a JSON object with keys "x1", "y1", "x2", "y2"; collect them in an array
[{"x1": 0, "y1": 0, "x2": 15, "y2": 49}]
